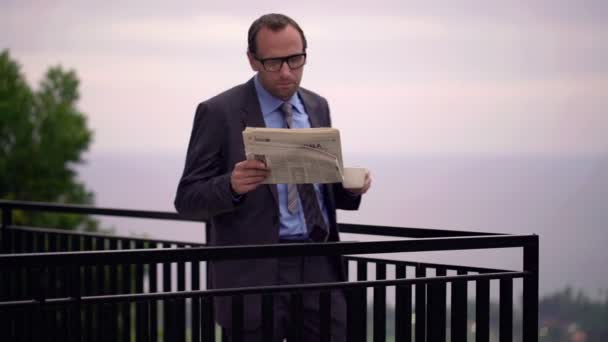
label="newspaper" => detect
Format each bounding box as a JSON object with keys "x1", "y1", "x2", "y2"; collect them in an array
[{"x1": 242, "y1": 127, "x2": 343, "y2": 184}]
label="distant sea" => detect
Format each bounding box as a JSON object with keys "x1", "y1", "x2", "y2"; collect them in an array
[{"x1": 77, "y1": 151, "x2": 608, "y2": 298}]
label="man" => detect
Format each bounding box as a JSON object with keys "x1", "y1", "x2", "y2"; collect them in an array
[{"x1": 174, "y1": 13, "x2": 371, "y2": 341}]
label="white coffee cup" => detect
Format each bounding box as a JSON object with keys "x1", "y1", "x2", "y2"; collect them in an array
[{"x1": 342, "y1": 167, "x2": 367, "y2": 189}]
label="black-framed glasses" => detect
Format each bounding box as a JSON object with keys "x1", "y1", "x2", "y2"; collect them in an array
[{"x1": 253, "y1": 53, "x2": 307, "y2": 72}]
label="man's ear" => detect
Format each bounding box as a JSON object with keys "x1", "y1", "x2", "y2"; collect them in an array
[{"x1": 247, "y1": 52, "x2": 259, "y2": 72}]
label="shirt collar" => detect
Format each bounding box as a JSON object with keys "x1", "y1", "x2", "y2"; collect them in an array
[{"x1": 253, "y1": 74, "x2": 305, "y2": 115}]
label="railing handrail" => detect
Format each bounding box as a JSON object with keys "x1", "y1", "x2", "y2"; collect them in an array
[
  {"x1": 338, "y1": 223, "x2": 502, "y2": 237},
  {"x1": 3, "y1": 225, "x2": 207, "y2": 247},
  {"x1": 1, "y1": 200, "x2": 506, "y2": 237},
  {"x1": 3, "y1": 226, "x2": 516, "y2": 274},
  {"x1": 0, "y1": 233, "x2": 537, "y2": 268},
  {"x1": 0, "y1": 271, "x2": 529, "y2": 309},
  {"x1": 0, "y1": 199, "x2": 197, "y2": 222}
]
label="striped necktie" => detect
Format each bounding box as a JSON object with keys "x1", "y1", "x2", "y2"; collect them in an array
[{"x1": 280, "y1": 102, "x2": 329, "y2": 242}]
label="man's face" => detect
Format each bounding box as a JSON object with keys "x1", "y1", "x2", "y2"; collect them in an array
[{"x1": 248, "y1": 25, "x2": 305, "y2": 101}]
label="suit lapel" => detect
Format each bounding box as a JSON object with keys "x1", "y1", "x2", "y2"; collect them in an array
[
  {"x1": 298, "y1": 89, "x2": 322, "y2": 128},
  {"x1": 241, "y1": 79, "x2": 266, "y2": 128},
  {"x1": 240, "y1": 78, "x2": 279, "y2": 206}
]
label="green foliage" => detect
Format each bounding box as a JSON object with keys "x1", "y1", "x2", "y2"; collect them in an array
[{"x1": 0, "y1": 49, "x2": 98, "y2": 231}]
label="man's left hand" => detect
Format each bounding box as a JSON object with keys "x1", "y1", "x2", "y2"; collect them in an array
[{"x1": 345, "y1": 170, "x2": 372, "y2": 195}]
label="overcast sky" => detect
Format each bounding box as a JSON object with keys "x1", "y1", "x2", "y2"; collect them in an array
[{"x1": 2, "y1": 0, "x2": 607, "y2": 158}]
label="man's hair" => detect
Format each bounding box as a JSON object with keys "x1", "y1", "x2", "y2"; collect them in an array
[{"x1": 247, "y1": 13, "x2": 307, "y2": 55}]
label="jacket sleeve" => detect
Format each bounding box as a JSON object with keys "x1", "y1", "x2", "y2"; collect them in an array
[
  {"x1": 332, "y1": 182, "x2": 362, "y2": 210},
  {"x1": 174, "y1": 102, "x2": 239, "y2": 220}
]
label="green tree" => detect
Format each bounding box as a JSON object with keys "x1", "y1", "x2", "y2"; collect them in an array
[{"x1": 0, "y1": 49, "x2": 98, "y2": 231}]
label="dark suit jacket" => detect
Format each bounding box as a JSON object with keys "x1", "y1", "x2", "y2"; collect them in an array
[{"x1": 174, "y1": 78, "x2": 361, "y2": 329}]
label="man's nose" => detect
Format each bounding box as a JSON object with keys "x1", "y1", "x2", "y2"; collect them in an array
[{"x1": 279, "y1": 61, "x2": 291, "y2": 76}]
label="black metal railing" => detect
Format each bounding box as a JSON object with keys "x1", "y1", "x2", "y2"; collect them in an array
[{"x1": 0, "y1": 200, "x2": 539, "y2": 342}]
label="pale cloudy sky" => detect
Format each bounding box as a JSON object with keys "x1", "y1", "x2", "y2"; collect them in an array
[{"x1": 2, "y1": 0, "x2": 607, "y2": 158}]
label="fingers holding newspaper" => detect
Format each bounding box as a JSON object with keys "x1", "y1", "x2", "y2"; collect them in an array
[{"x1": 230, "y1": 160, "x2": 270, "y2": 195}]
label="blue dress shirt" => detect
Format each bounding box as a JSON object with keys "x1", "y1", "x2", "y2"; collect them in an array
[{"x1": 253, "y1": 75, "x2": 329, "y2": 239}]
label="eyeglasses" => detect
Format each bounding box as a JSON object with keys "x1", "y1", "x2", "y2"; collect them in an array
[{"x1": 253, "y1": 53, "x2": 307, "y2": 72}]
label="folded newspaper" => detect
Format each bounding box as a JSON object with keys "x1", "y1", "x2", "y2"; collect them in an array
[{"x1": 242, "y1": 127, "x2": 343, "y2": 184}]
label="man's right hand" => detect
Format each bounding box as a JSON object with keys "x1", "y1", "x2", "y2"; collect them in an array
[{"x1": 230, "y1": 160, "x2": 270, "y2": 195}]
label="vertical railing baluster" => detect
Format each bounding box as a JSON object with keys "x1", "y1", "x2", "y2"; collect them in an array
[
  {"x1": 374, "y1": 262, "x2": 387, "y2": 342},
  {"x1": 122, "y1": 239, "x2": 133, "y2": 342},
  {"x1": 415, "y1": 265, "x2": 426, "y2": 342},
  {"x1": 0, "y1": 208, "x2": 13, "y2": 301},
  {"x1": 192, "y1": 258, "x2": 201, "y2": 342},
  {"x1": 346, "y1": 287, "x2": 366, "y2": 342},
  {"x1": 96, "y1": 238, "x2": 105, "y2": 295},
  {"x1": 109, "y1": 239, "x2": 118, "y2": 294},
  {"x1": 427, "y1": 277, "x2": 438, "y2": 342},
  {"x1": 201, "y1": 297, "x2": 215, "y2": 342},
  {"x1": 13, "y1": 229, "x2": 24, "y2": 253},
  {"x1": 47, "y1": 233, "x2": 58, "y2": 341},
  {"x1": 6, "y1": 308, "x2": 15, "y2": 342},
  {"x1": 24, "y1": 304, "x2": 33, "y2": 341},
  {"x1": 451, "y1": 270, "x2": 467, "y2": 341},
  {"x1": 177, "y1": 244, "x2": 186, "y2": 342},
  {"x1": 135, "y1": 241, "x2": 144, "y2": 342},
  {"x1": 427, "y1": 269, "x2": 447, "y2": 342},
  {"x1": 163, "y1": 243, "x2": 172, "y2": 341},
  {"x1": 42, "y1": 229, "x2": 50, "y2": 253},
  {"x1": 70, "y1": 236, "x2": 83, "y2": 342},
  {"x1": 499, "y1": 278, "x2": 513, "y2": 342},
  {"x1": 59, "y1": 234, "x2": 69, "y2": 298},
  {"x1": 58, "y1": 234, "x2": 69, "y2": 342},
  {"x1": 18, "y1": 259, "x2": 27, "y2": 301},
  {"x1": 136, "y1": 241, "x2": 144, "y2": 295},
  {"x1": 99, "y1": 303, "x2": 113, "y2": 342},
  {"x1": 475, "y1": 278, "x2": 490, "y2": 342},
  {"x1": 137, "y1": 301, "x2": 150, "y2": 342},
  {"x1": 148, "y1": 242, "x2": 158, "y2": 342},
  {"x1": 48, "y1": 233, "x2": 57, "y2": 298},
  {"x1": 31, "y1": 267, "x2": 44, "y2": 342},
  {"x1": 25, "y1": 230, "x2": 34, "y2": 253},
  {"x1": 103, "y1": 285, "x2": 116, "y2": 340},
  {"x1": 67, "y1": 264, "x2": 81, "y2": 342},
  {"x1": 31, "y1": 229, "x2": 40, "y2": 253},
  {"x1": 429, "y1": 267, "x2": 447, "y2": 342},
  {"x1": 15, "y1": 228, "x2": 23, "y2": 253},
  {"x1": 356, "y1": 260, "x2": 367, "y2": 341},
  {"x1": 4, "y1": 223, "x2": 14, "y2": 253},
  {"x1": 1, "y1": 206, "x2": 13, "y2": 253},
  {"x1": 168, "y1": 299, "x2": 180, "y2": 342},
  {"x1": 106, "y1": 238, "x2": 118, "y2": 341},
  {"x1": 231, "y1": 294, "x2": 245, "y2": 342},
  {"x1": 395, "y1": 265, "x2": 411, "y2": 342},
  {"x1": 191, "y1": 296, "x2": 201, "y2": 342},
  {"x1": 84, "y1": 236, "x2": 94, "y2": 342}
]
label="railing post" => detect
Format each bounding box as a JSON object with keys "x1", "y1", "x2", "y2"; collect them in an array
[{"x1": 522, "y1": 235, "x2": 539, "y2": 342}]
